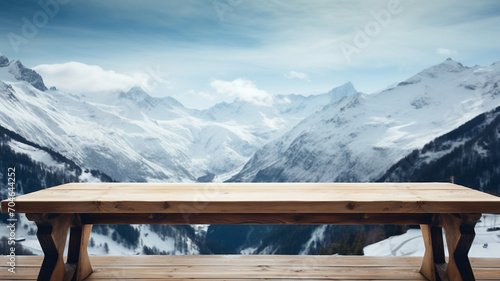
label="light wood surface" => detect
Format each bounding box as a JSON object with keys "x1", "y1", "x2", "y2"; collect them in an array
[
  {"x1": 2, "y1": 182, "x2": 500, "y2": 214},
  {"x1": 1, "y1": 255, "x2": 499, "y2": 281}
]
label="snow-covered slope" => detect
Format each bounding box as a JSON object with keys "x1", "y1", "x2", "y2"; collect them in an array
[
  {"x1": 229, "y1": 59, "x2": 500, "y2": 182},
  {"x1": 0, "y1": 54, "x2": 355, "y2": 182},
  {"x1": 379, "y1": 105, "x2": 500, "y2": 195},
  {"x1": 0, "y1": 124, "x2": 110, "y2": 194},
  {"x1": 0, "y1": 81, "x2": 192, "y2": 181},
  {"x1": 364, "y1": 214, "x2": 500, "y2": 257}
]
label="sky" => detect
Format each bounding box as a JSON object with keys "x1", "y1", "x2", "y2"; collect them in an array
[{"x1": 1, "y1": 0, "x2": 500, "y2": 109}]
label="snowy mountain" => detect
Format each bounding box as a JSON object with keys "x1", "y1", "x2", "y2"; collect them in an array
[
  {"x1": 0, "y1": 54, "x2": 46, "y2": 91},
  {"x1": 229, "y1": 59, "x2": 500, "y2": 182},
  {"x1": 197, "y1": 82, "x2": 358, "y2": 140},
  {"x1": 0, "y1": 124, "x2": 111, "y2": 195},
  {"x1": 378, "y1": 105, "x2": 500, "y2": 195},
  {"x1": 0, "y1": 81, "x2": 190, "y2": 181},
  {"x1": 0, "y1": 54, "x2": 354, "y2": 182}
]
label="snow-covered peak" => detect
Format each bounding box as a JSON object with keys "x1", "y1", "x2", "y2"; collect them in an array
[
  {"x1": 162, "y1": 96, "x2": 185, "y2": 108},
  {"x1": 325, "y1": 81, "x2": 358, "y2": 102},
  {"x1": 417, "y1": 58, "x2": 466, "y2": 77},
  {"x1": 438, "y1": 57, "x2": 465, "y2": 69},
  {"x1": 0, "y1": 53, "x2": 9, "y2": 67},
  {"x1": 396, "y1": 59, "x2": 468, "y2": 87},
  {"x1": 118, "y1": 86, "x2": 150, "y2": 101},
  {"x1": 3, "y1": 59, "x2": 48, "y2": 91},
  {"x1": 117, "y1": 86, "x2": 185, "y2": 109}
]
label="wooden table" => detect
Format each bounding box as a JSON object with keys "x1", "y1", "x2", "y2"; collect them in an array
[{"x1": 2, "y1": 182, "x2": 500, "y2": 281}]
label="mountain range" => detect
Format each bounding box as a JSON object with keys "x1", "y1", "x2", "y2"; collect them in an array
[
  {"x1": 1, "y1": 52, "x2": 500, "y2": 256},
  {"x1": 229, "y1": 59, "x2": 500, "y2": 183},
  {"x1": 0, "y1": 53, "x2": 357, "y2": 182}
]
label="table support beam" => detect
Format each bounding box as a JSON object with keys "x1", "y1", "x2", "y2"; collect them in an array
[
  {"x1": 420, "y1": 213, "x2": 481, "y2": 281},
  {"x1": 420, "y1": 224, "x2": 446, "y2": 281},
  {"x1": 27, "y1": 214, "x2": 93, "y2": 281},
  {"x1": 67, "y1": 224, "x2": 93, "y2": 281}
]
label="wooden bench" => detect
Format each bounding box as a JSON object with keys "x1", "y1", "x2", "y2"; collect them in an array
[{"x1": 2, "y1": 182, "x2": 500, "y2": 281}]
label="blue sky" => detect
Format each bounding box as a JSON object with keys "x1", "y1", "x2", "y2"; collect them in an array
[{"x1": 1, "y1": 0, "x2": 500, "y2": 108}]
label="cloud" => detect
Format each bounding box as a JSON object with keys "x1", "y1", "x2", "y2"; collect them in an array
[
  {"x1": 210, "y1": 78, "x2": 273, "y2": 106},
  {"x1": 171, "y1": 89, "x2": 218, "y2": 110},
  {"x1": 33, "y1": 62, "x2": 159, "y2": 93},
  {"x1": 17, "y1": 0, "x2": 500, "y2": 105},
  {"x1": 436, "y1": 48, "x2": 458, "y2": 56},
  {"x1": 185, "y1": 89, "x2": 215, "y2": 100},
  {"x1": 284, "y1": 71, "x2": 310, "y2": 81}
]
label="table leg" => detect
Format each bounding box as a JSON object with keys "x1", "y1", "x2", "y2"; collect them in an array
[
  {"x1": 440, "y1": 213, "x2": 481, "y2": 281},
  {"x1": 67, "y1": 224, "x2": 93, "y2": 281},
  {"x1": 420, "y1": 213, "x2": 481, "y2": 281},
  {"x1": 420, "y1": 224, "x2": 446, "y2": 281},
  {"x1": 27, "y1": 214, "x2": 93, "y2": 281}
]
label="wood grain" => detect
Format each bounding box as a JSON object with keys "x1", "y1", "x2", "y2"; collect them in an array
[
  {"x1": 3, "y1": 183, "x2": 500, "y2": 214},
  {"x1": 2, "y1": 256, "x2": 500, "y2": 281}
]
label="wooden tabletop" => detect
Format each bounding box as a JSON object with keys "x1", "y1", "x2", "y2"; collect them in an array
[{"x1": 2, "y1": 182, "x2": 500, "y2": 214}]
